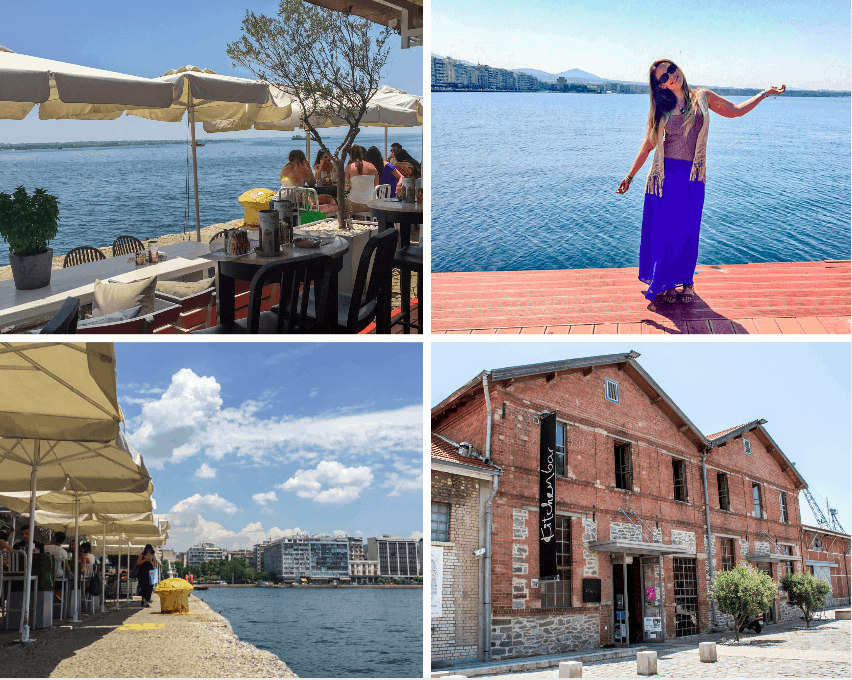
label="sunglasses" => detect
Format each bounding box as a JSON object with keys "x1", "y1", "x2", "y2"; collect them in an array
[{"x1": 658, "y1": 63, "x2": 677, "y2": 85}]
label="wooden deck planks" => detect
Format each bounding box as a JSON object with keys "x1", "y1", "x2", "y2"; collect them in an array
[{"x1": 433, "y1": 260, "x2": 851, "y2": 334}]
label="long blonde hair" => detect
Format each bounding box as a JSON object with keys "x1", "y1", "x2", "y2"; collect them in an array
[{"x1": 645, "y1": 59, "x2": 698, "y2": 147}]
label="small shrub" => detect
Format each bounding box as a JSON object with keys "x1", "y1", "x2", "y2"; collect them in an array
[
  {"x1": 711, "y1": 565, "x2": 777, "y2": 641},
  {"x1": 780, "y1": 571, "x2": 831, "y2": 628},
  {"x1": 0, "y1": 186, "x2": 60, "y2": 255}
]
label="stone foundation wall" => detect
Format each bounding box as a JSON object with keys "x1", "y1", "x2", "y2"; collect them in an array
[{"x1": 490, "y1": 613, "x2": 599, "y2": 660}]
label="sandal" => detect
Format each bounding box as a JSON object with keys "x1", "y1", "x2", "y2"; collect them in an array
[
  {"x1": 681, "y1": 285, "x2": 695, "y2": 304},
  {"x1": 663, "y1": 289, "x2": 677, "y2": 304}
]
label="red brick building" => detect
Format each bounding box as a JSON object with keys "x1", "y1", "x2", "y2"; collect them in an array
[
  {"x1": 803, "y1": 525, "x2": 851, "y2": 607},
  {"x1": 431, "y1": 352, "x2": 814, "y2": 663}
]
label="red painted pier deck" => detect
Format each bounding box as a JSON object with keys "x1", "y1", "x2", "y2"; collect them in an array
[{"x1": 433, "y1": 261, "x2": 851, "y2": 334}]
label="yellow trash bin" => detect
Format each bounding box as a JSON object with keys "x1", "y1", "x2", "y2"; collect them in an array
[
  {"x1": 238, "y1": 188, "x2": 276, "y2": 226},
  {"x1": 155, "y1": 578, "x2": 194, "y2": 614}
]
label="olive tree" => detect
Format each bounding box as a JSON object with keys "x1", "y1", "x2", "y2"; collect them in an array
[
  {"x1": 711, "y1": 565, "x2": 777, "y2": 641},
  {"x1": 780, "y1": 571, "x2": 831, "y2": 628},
  {"x1": 227, "y1": 0, "x2": 393, "y2": 226}
]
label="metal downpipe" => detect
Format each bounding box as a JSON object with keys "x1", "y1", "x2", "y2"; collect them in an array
[
  {"x1": 701, "y1": 450, "x2": 718, "y2": 628},
  {"x1": 482, "y1": 373, "x2": 494, "y2": 660}
]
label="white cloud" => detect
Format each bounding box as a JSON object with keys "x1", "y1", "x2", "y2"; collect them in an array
[
  {"x1": 169, "y1": 493, "x2": 238, "y2": 516},
  {"x1": 194, "y1": 463, "x2": 217, "y2": 479},
  {"x1": 278, "y1": 460, "x2": 373, "y2": 504},
  {"x1": 125, "y1": 368, "x2": 421, "y2": 470},
  {"x1": 332, "y1": 530, "x2": 348, "y2": 539},
  {"x1": 165, "y1": 516, "x2": 302, "y2": 551},
  {"x1": 409, "y1": 531, "x2": 423, "y2": 541},
  {"x1": 252, "y1": 491, "x2": 279, "y2": 506},
  {"x1": 382, "y1": 457, "x2": 423, "y2": 497},
  {"x1": 309, "y1": 387, "x2": 319, "y2": 398},
  {"x1": 260, "y1": 507, "x2": 275, "y2": 515}
]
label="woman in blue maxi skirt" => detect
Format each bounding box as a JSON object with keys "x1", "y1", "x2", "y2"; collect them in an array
[{"x1": 616, "y1": 59, "x2": 785, "y2": 303}]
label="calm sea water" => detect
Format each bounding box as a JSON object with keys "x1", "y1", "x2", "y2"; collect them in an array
[
  {"x1": 433, "y1": 92, "x2": 851, "y2": 272},
  {"x1": 0, "y1": 131, "x2": 422, "y2": 267},
  {"x1": 195, "y1": 587, "x2": 422, "y2": 678}
]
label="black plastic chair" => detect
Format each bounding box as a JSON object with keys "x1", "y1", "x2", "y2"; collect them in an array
[
  {"x1": 195, "y1": 255, "x2": 335, "y2": 334},
  {"x1": 63, "y1": 246, "x2": 106, "y2": 268},
  {"x1": 112, "y1": 235, "x2": 146, "y2": 257},
  {"x1": 40, "y1": 297, "x2": 80, "y2": 334}
]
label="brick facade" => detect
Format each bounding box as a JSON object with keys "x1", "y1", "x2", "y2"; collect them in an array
[
  {"x1": 432, "y1": 355, "x2": 817, "y2": 661},
  {"x1": 803, "y1": 526, "x2": 851, "y2": 607}
]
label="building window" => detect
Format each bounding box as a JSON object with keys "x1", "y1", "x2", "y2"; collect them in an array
[
  {"x1": 673, "y1": 558, "x2": 700, "y2": 637},
  {"x1": 673, "y1": 459, "x2": 688, "y2": 502},
  {"x1": 605, "y1": 379, "x2": 619, "y2": 403},
  {"x1": 555, "y1": 422, "x2": 566, "y2": 477},
  {"x1": 431, "y1": 502, "x2": 450, "y2": 542},
  {"x1": 717, "y1": 473, "x2": 730, "y2": 511},
  {"x1": 779, "y1": 492, "x2": 789, "y2": 524},
  {"x1": 743, "y1": 438, "x2": 751, "y2": 455},
  {"x1": 721, "y1": 538, "x2": 736, "y2": 571},
  {"x1": 780, "y1": 545, "x2": 794, "y2": 576},
  {"x1": 813, "y1": 536, "x2": 823, "y2": 551},
  {"x1": 752, "y1": 483, "x2": 763, "y2": 518},
  {"x1": 614, "y1": 443, "x2": 632, "y2": 491},
  {"x1": 541, "y1": 516, "x2": 571, "y2": 607}
]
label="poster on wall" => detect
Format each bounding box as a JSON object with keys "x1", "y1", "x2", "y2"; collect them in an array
[
  {"x1": 644, "y1": 617, "x2": 662, "y2": 632},
  {"x1": 539, "y1": 412, "x2": 558, "y2": 579},
  {"x1": 431, "y1": 546, "x2": 444, "y2": 617}
]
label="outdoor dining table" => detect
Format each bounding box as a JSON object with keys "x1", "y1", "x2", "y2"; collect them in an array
[
  {"x1": 368, "y1": 198, "x2": 423, "y2": 248},
  {"x1": 0, "y1": 241, "x2": 215, "y2": 330},
  {"x1": 208, "y1": 236, "x2": 350, "y2": 329},
  {"x1": 315, "y1": 184, "x2": 338, "y2": 199}
]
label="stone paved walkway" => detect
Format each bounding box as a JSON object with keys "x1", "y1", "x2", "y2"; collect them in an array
[{"x1": 472, "y1": 620, "x2": 851, "y2": 678}]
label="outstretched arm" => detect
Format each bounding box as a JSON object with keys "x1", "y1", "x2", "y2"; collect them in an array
[
  {"x1": 615, "y1": 137, "x2": 655, "y2": 194},
  {"x1": 705, "y1": 85, "x2": 786, "y2": 118}
]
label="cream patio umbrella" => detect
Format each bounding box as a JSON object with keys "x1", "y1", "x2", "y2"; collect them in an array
[
  {"x1": 0, "y1": 46, "x2": 173, "y2": 121},
  {"x1": 125, "y1": 66, "x2": 293, "y2": 241},
  {"x1": 0, "y1": 342, "x2": 148, "y2": 641}
]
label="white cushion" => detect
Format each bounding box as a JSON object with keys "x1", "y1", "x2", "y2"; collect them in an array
[
  {"x1": 156, "y1": 278, "x2": 214, "y2": 298},
  {"x1": 93, "y1": 276, "x2": 157, "y2": 316},
  {"x1": 77, "y1": 305, "x2": 143, "y2": 329}
]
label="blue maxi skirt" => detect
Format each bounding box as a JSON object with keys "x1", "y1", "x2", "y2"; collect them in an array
[{"x1": 638, "y1": 158, "x2": 705, "y2": 300}]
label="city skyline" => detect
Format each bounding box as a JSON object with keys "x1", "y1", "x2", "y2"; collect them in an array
[
  {"x1": 432, "y1": 0, "x2": 851, "y2": 91},
  {"x1": 115, "y1": 343, "x2": 423, "y2": 553}
]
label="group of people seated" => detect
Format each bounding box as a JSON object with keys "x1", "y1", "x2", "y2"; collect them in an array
[{"x1": 278, "y1": 142, "x2": 422, "y2": 219}]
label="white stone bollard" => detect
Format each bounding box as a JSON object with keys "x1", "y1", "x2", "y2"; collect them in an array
[
  {"x1": 558, "y1": 661, "x2": 583, "y2": 678},
  {"x1": 636, "y1": 651, "x2": 658, "y2": 676},
  {"x1": 699, "y1": 642, "x2": 717, "y2": 662}
]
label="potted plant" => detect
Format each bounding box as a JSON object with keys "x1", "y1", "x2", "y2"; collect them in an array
[{"x1": 0, "y1": 185, "x2": 60, "y2": 290}]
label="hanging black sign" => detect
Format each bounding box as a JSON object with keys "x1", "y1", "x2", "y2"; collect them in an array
[{"x1": 539, "y1": 412, "x2": 558, "y2": 579}]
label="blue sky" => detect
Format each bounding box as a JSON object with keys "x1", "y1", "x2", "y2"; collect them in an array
[
  {"x1": 1, "y1": 0, "x2": 423, "y2": 143},
  {"x1": 431, "y1": 341, "x2": 851, "y2": 532},
  {"x1": 115, "y1": 342, "x2": 423, "y2": 552},
  {"x1": 432, "y1": 0, "x2": 851, "y2": 90}
]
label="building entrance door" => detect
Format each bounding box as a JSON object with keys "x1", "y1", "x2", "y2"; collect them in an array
[
  {"x1": 640, "y1": 557, "x2": 664, "y2": 642},
  {"x1": 756, "y1": 562, "x2": 775, "y2": 623},
  {"x1": 812, "y1": 565, "x2": 833, "y2": 606}
]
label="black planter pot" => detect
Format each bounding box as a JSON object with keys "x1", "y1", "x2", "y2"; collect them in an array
[{"x1": 9, "y1": 248, "x2": 53, "y2": 290}]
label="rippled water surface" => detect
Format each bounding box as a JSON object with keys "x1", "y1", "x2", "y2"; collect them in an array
[
  {"x1": 433, "y1": 92, "x2": 850, "y2": 272},
  {"x1": 197, "y1": 587, "x2": 422, "y2": 678},
  {"x1": 0, "y1": 131, "x2": 422, "y2": 267}
]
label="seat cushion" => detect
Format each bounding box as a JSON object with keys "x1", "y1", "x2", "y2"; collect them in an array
[
  {"x1": 93, "y1": 276, "x2": 157, "y2": 316},
  {"x1": 156, "y1": 278, "x2": 214, "y2": 298},
  {"x1": 77, "y1": 305, "x2": 143, "y2": 329}
]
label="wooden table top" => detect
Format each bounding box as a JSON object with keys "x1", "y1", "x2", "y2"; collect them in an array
[
  {"x1": 0, "y1": 240, "x2": 213, "y2": 328},
  {"x1": 367, "y1": 198, "x2": 424, "y2": 214},
  {"x1": 210, "y1": 236, "x2": 349, "y2": 266}
]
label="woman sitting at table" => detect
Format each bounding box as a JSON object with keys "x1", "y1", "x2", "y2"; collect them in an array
[
  {"x1": 344, "y1": 145, "x2": 378, "y2": 215},
  {"x1": 280, "y1": 149, "x2": 317, "y2": 187},
  {"x1": 392, "y1": 148, "x2": 421, "y2": 179},
  {"x1": 365, "y1": 146, "x2": 403, "y2": 198},
  {"x1": 313, "y1": 150, "x2": 336, "y2": 185}
]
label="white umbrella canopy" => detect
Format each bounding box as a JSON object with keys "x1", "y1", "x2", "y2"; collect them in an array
[
  {"x1": 0, "y1": 46, "x2": 173, "y2": 120},
  {"x1": 0, "y1": 342, "x2": 122, "y2": 442},
  {"x1": 0, "y1": 483, "x2": 154, "y2": 516},
  {"x1": 125, "y1": 66, "x2": 292, "y2": 241}
]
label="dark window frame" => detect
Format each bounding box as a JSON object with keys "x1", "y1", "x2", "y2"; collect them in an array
[
  {"x1": 779, "y1": 491, "x2": 789, "y2": 524},
  {"x1": 605, "y1": 378, "x2": 619, "y2": 403},
  {"x1": 752, "y1": 483, "x2": 763, "y2": 518},
  {"x1": 720, "y1": 537, "x2": 736, "y2": 571},
  {"x1": 541, "y1": 516, "x2": 572, "y2": 608},
  {"x1": 780, "y1": 545, "x2": 794, "y2": 576},
  {"x1": 673, "y1": 459, "x2": 688, "y2": 502},
  {"x1": 717, "y1": 473, "x2": 730, "y2": 511},
  {"x1": 431, "y1": 501, "x2": 450, "y2": 542},
  {"x1": 555, "y1": 422, "x2": 567, "y2": 478},
  {"x1": 614, "y1": 442, "x2": 632, "y2": 491}
]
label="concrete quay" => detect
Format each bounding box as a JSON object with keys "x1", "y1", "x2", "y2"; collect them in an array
[
  {"x1": 0, "y1": 593, "x2": 295, "y2": 678},
  {"x1": 434, "y1": 615, "x2": 851, "y2": 678}
]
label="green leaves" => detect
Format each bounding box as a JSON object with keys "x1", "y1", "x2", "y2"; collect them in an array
[
  {"x1": 0, "y1": 186, "x2": 60, "y2": 256},
  {"x1": 711, "y1": 565, "x2": 778, "y2": 640},
  {"x1": 780, "y1": 571, "x2": 831, "y2": 626}
]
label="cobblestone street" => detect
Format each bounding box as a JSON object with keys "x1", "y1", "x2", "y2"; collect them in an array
[{"x1": 473, "y1": 619, "x2": 851, "y2": 678}]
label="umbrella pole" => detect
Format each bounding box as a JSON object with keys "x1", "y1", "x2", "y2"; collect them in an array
[
  {"x1": 100, "y1": 525, "x2": 106, "y2": 612},
  {"x1": 126, "y1": 537, "x2": 130, "y2": 605},
  {"x1": 20, "y1": 460, "x2": 38, "y2": 643},
  {"x1": 188, "y1": 90, "x2": 202, "y2": 243},
  {"x1": 72, "y1": 500, "x2": 79, "y2": 622},
  {"x1": 384, "y1": 128, "x2": 388, "y2": 159},
  {"x1": 116, "y1": 536, "x2": 121, "y2": 610},
  {"x1": 306, "y1": 133, "x2": 310, "y2": 162}
]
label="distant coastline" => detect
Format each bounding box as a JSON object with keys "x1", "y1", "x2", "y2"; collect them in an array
[
  {"x1": 432, "y1": 88, "x2": 851, "y2": 97},
  {"x1": 0, "y1": 139, "x2": 242, "y2": 151},
  {"x1": 202, "y1": 583, "x2": 423, "y2": 589}
]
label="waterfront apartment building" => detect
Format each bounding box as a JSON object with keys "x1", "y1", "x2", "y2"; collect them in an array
[
  {"x1": 431, "y1": 352, "x2": 813, "y2": 664},
  {"x1": 350, "y1": 560, "x2": 380, "y2": 584},
  {"x1": 187, "y1": 542, "x2": 225, "y2": 566},
  {"x1": 226, "y1": 549, "x2": 253, "y2": 562},
  {"x1": 348, "y1": 537, "x2": 366, "y2": 562},
  {"x1": 431, "y1": 55, "x2": 536, "y2": 92},
  {"x1": 262, "y1": 535, "x2": 351, "y2": 582},
  {"x1": 367, "y1": 536, "x2": 422, "y2": 577}
]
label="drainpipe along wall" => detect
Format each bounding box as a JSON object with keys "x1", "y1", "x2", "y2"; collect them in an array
[
  {"x1": 701, "y1": 449, "x2": 718, "y2": 628},
  {"x1": 482, "y1": 373, "x2": 494, "y2": 661}
]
